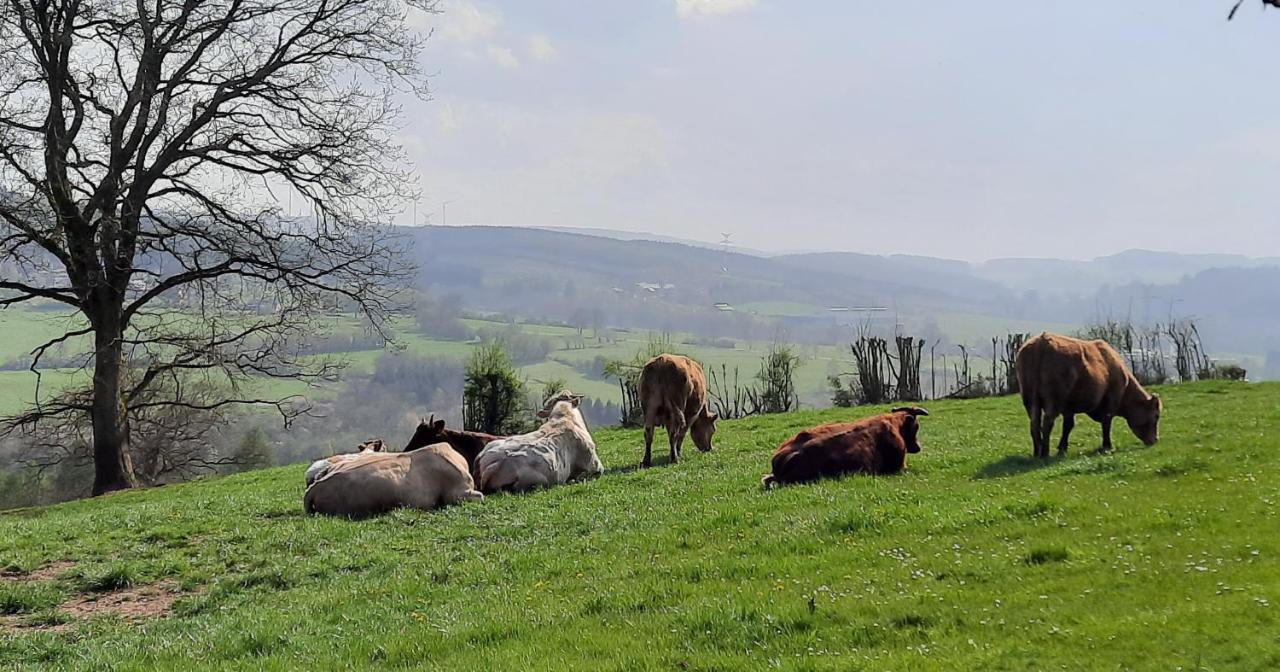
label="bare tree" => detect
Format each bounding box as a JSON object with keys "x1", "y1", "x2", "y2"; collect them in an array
[
  {"x1": 15, "y1": 370, "x2": 251, "y2": 487},
  {"x1": 1230, "y1": 0, "x2": 1280, "y2": 20},
  {"x1": 0, "y1": 0, "x2": 433, "y2": 494}
]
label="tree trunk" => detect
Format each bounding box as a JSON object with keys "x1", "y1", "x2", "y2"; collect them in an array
[{"x1": 90, "y1": 323, "x2": 136, "y2": 495}]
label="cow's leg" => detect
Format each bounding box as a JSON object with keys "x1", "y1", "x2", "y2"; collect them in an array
[
  {"x1": 673, "y1": 425, "x2": 688, "y2": 463},
  {"x1": 642, "y1": 422, "x2": 656, "y2": 468},
  {"x1": 667, "y1": 407, "x2": 686, "y2": 464},
  {"x1": 1027, "y1": 403, "x2": 1043, "y2": 458},
  {"x1": 1100, "y1": 416, "x2": 1114, "y2": 453},
  {"x1": 1056, "y1": 414, "x2": 1074, "y2": 456},
  {"x1": 1038, "y1": 406, "x2": 1058, "y2": 460}
]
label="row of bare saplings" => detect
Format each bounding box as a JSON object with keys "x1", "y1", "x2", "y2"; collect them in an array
[
  {"x1": 826, "y1": 333, "x2": 1023, "y2": 406},
  {"x1": 832, "y1": 318, "x2": 1244, "y2": 407},
  {"x1": 1076, "y1": 318, "x2": 1245, "y2": 386}
]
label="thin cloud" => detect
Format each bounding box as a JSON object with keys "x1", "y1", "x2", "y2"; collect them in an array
[
  {"x1": 528, "y1": 34, "x2": 558, "y2": 62},
  {"x1": 675, "y1": 0, "x2": 758, "y2": 19},
  {"x1": 487, "y1": 44, "x2": 520, "y2": 69},
  {"x1": 437, "y1": 1, "x2": 501, "y2": 43}
]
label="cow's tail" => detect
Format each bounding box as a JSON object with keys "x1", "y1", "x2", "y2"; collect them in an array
[
  {"x1": 303, "y1": 485, "x2": 319, "y2": 515},
  {"x1": 890, "y1": 406, "x2": 929, "y2": 417}
]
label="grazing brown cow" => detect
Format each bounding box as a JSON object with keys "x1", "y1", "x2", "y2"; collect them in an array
[
  {"x1": 404, "y1": 415, "x2": 503, "y2": 471},
  {"x1": 1015, "y1": 332, "x2": 1162, "y2": 459},
  {"x1": 638, "y1": 354, "x2": 718, "y2": 467},
  {"x1": 762, "y1": 407, "x2": 929, "y2": 487}
]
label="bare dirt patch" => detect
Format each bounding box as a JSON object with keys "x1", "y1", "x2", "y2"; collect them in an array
[
  {"x1": 1, "y1": 614, "x2": 74, "y2": 634},
  {"x1": 0, "y1": 560, "x2": 76, "y2": 583},
  {"x1": 60, "y1": 581, "x2": 183, "y2": 622}
]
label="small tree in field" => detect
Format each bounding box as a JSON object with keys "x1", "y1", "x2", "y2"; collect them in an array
[
  {"x1": 0, "y1": 0, "x2": 434, "y2": 494},
  {"x1": 233, "y1": 428, "x2": 274, "y2": 473},
  {"x1": 463, "y1": 342, "x2": 528, "y2": 435},
  {"x1": 756, "y1": 344, "x2": 800, "y2": 414}
]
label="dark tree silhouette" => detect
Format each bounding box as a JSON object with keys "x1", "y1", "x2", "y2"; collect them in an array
[
  {"x1": 0, "y1": 0, "x2": 435, "y2": 494},
  {"x1": 1230, "y1": 0, "x2": 1280, "y2": 19}
]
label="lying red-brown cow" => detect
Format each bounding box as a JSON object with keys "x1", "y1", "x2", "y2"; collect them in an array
[
  {"x1": 638, "y1": 354, "x2": 718, "y2": 467},
  {"x1": 1015, "y1": 332, "x2": 1162, "y2": 459},
  {"x1": 762, "y1": 407, "x2": 929, "y2": 487},
  {"x1": 403, "y1": 415, "x2": 503, "y2": 471}
]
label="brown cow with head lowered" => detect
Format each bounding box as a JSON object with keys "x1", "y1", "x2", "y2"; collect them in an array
[
  {"x1": 1015, "y1": 332, "x2": 1162, "y2": 459},
  {"x1": 762, "y1": 407, "x2": 929, "y2": 487},
  {"x1": 638, "y1": 354, "x2": 718, "y2": 468}
]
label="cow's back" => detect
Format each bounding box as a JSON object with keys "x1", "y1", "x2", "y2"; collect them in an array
[
  {"x1": 768, "y1": 420, "x2": 880, "y2": 483},
  {"x1": 1017, "y1": 333, "x2": 1128, "y2": 416},
  {"x1": 305, "y1": 446, "x2": 475, "y2": 515},
  {"x1": 305, "y1": 453, "x2": 413, "y2": 516},
  {"x1": 639, "y1": 354, "x2": 707, "y2": 420},
  {"x1": 407, "y1": 444, "x2": 476, "y2": 501}
]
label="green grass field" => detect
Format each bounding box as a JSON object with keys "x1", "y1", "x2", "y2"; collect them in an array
[{"x1": 1, "y1": 381, "x2": 1276, "y2": 670}]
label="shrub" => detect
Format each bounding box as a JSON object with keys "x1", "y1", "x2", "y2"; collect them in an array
[
  {"x1": 756, "y1": 344, "x2": 800, "y2": 414},
  {"x1": 463, "y1": 342, "x2": 531, "y2": 434}
]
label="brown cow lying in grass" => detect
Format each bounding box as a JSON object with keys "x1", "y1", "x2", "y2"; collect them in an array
[
  {"x1": 403, "y1": 415, "x2": 503, "y2": 471},
  {"x1": 762, "y1": 407, "x2": 929, "y2": 487},
  {"x1": 1015, "y1": 332, "x2": 1162, "y2": 458},
  {"x1": 303, "y1": 443, "x2": 483, "y2": 517}
]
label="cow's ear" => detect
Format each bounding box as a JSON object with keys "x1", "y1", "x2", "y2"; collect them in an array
[
  {"x1": 537, "y1": 409, "x2": 550, "y2": 419},
  {"x1": 433, "y1": 419, "x2": 446, "y2": 431}
]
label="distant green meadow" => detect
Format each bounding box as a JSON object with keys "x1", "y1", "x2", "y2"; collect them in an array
[{"x1": 1, "y1": 381, "x2": 1276, "y2": 670}]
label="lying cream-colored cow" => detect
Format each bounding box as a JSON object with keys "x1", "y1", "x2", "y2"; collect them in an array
[
  {"x1": 475, "y1": 396, "x2": 603, "y2": 493},
  {"x1": 303, "y1": 443, "x2": 483, "y2": 517},
  {"x1": 304, "y1": 438, "x2": 386, "y2": 487}
]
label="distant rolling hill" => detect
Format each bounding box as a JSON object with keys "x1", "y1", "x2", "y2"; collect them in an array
[{"x1": 407, "y1": 226, "x2": 1016, "y2": 331}]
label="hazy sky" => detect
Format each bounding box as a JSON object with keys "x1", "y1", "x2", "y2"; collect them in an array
[{"x1": 398, "y1": 1, "x2": 1280, "y2": 261}]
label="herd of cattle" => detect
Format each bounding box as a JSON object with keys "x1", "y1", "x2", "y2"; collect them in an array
[{"x1": 302, "y1": 332, "x2": 1164, "y2": 517}]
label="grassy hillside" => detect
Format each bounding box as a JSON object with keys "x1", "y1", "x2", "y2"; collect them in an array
[{"x1": 2, "y1": 381, "x2": 1277, "y2": 670}]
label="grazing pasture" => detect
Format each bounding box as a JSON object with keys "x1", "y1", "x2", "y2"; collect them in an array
[{"x1": 1, "y1": 381, "x2": 1277, "y2": 670}]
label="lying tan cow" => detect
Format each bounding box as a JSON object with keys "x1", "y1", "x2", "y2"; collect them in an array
[
  {"x1": 1015, "y1": 332, "x2": 1162, "y2": 458},
  {"x1": 638, "y1": 354, "x2": 718, "y2": 467},
  {"x1": 762, "y1": 407, "x2": 929, "y2": 487},
  {"x1": 304, "y1": 438, "x2": 386, "y2": 487},
  {"x1": 303, "y1": 443, "x2": 483, "y2": 517},
  {"x1": 474, "y1": 395, "x2": 603, "y2": 493}
]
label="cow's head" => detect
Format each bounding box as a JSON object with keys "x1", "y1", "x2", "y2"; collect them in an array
[
  {"x1": 691, "y1": 408, "x2": 718, "y2": 452},
  {"x1": 892, "y1": 407, "x2": 930, "y2": 454},
  {"x1": 1125, "y1": 394, "x2": 1162, "y2": 446},
  {"x1": 404, "y1": 414, "x2": 447, "y2": 451},
  {"x1": 358, "y1": 438, "x2": 387, "y2": 453},
  {"x1": 538, "y1": 391, "x2": 583, "y2": 419}
]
